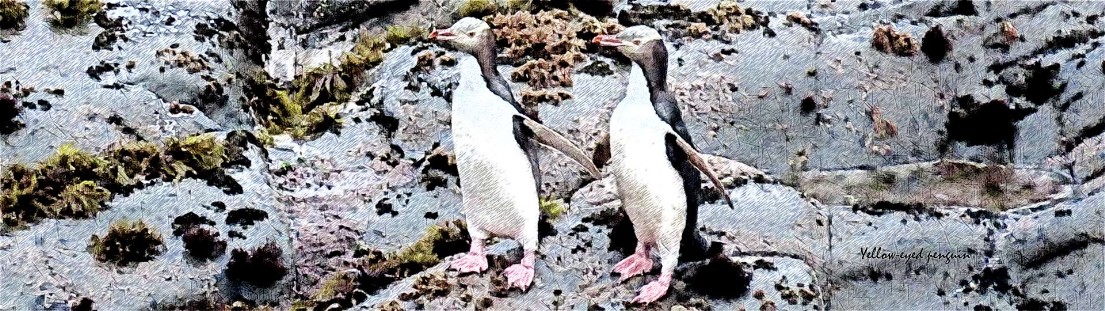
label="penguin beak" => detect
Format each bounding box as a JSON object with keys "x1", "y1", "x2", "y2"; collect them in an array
[
  {"x1": 592, "y1": 34, "x2": 623, "y2": 47},
  {"x1": 430, "y1": 29, "x2": 456, "y2": 41}
]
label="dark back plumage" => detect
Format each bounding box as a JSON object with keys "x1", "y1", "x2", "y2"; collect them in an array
[{"x1": 636, "y1": 40, "x2": 712, "y2": 262}]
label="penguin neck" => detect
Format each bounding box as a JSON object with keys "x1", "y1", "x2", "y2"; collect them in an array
[
  {"x1": 458, "y1": 47, "x2": 504, "y2": 90},
  {"x1": 475, "y1": 46, "x2": 502, "y2": 83},
  {"x1": 634, "y1": 41, "x2": 670, "y2": 99}
]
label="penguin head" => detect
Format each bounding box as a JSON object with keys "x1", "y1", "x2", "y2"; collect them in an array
[
  {"x1": 431, "y1": 17, "x2": 494, "y2": 54},
  {"x1": 592, "y1": 25, "x2": 664, "y2": 61}
]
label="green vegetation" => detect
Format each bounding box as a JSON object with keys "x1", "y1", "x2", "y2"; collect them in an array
[
  {"x1": 312, "y1": 271, "x2": 357, "y2": 301},
  {"x1": 51, "y1": 181, "x2": 111, "y2": 217},
  {"x1": 505, "y1": 0, "x2": 532, "y2": 13},
  {"x1": 340, "y1": 33, "x2": 389, "y2": 79},
  {"x1": 384, "y1": 222, "x2": 465, "y2": 274},
  {"x1": 254, "y1": 127, "x2": 274, "y2": 147},
  {"x1": 165, "y1": 133, "x2": 226, "y2": 177},
  {"x1": 295, "y1": 221, "x2": 468, "y2": 309},
  {"x1": 43, "y1": 0, "x2": 103, "y2": 29},
  {"x1": 0, "y1": 134, "x2": 249, "y2": 231},
  {"x1": 257, "y1": 87, "x2": 343, "y2": 140},
  {"x1": 87, "y1": 219, "x2": 165, "y2": 266},
  {"x1": 249, "y1": 24, "x2": 426, "y2": 141},
  {"x1": 384, "y1": 24, "x2": 427, "y2": 46},
  {"x1": 539, "y1": 196, "x2": 566, "y2": 220},
  {"x1": 0, "y1": 0, "x2": 29, "y2": 30},
  {"x1": 457, "y1": 0, "x2": 498, "y2": 18}
]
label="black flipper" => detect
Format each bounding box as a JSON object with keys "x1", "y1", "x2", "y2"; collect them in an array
[
  {"x1": 654, "y1": 91, "x2": 710, "y2": 263},
  {"x1": 666, "y1": 133, "x2": 710, "y2": 263},
  {"x1": 468, "y1": 30, "x2": 545, "y2": 193},
  {"x1": 483, "y1": 64, "x2": 543, "y2": 191}
]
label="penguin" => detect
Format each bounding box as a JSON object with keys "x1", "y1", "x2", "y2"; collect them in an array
[
  {"x1": 430, "y1": 18, "x2": 601, "y2": 291},
  {"x1": 593, "y1": 26, "x2": 735, "y2": 304}
]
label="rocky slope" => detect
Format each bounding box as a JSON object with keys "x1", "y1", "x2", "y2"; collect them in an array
[{"x1": 0, "y1": 0, "x2": 1102, "y2": 310}]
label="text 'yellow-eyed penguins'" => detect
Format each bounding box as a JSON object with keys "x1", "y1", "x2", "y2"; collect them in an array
[
  {"x1": 593, "y1": 26, "x2": 735, "y2": 304},
  {"x1": 431, "y1": 17, "x2": 602, "y2": 291}
]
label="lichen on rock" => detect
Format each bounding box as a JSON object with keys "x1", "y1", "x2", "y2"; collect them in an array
[
  {"x1": 871, "y1": 25, "x2": 919, "y2": 56},
  {"x1": 618, "y1": 0, "x2": 768, "y2": 41},
  {"x1": 484, "y1": 7, "x2": 622, "y2": 99}
]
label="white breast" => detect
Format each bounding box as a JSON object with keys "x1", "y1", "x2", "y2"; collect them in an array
[
  {"x1": 450, "y1": 55, "x2": 539, "y2": 239},
  {"x1": 608, "y1": 63, "x2": 686, "y2": 244}
]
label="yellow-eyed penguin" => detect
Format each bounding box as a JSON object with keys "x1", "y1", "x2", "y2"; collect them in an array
[
  {"x1": 430, "y1": 18, "x2": 602, "y2": 291},
  {"x1": 593, "y1": 26, "x2": 735, "y2": 304}
]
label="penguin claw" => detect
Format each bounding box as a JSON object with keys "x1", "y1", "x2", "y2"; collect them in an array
[
  {"x1": 450, "y1": 253, "x2": 488, "y2": 273},
  {"x1": 631, "y1": 278, "x2": 671, "y2": 304},
  {"x1": 503, "y1": 264, "x2": 534, "y2": 291},
  {"x1": 612, "y1": 254, "x2": 652, "y2": 281}
]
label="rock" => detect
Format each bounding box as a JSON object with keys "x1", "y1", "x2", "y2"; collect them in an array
[
  {"x1": 871, "y1": 25, "x2": 919, "y2": 56},
  {"x1": 2, "y1": 0, "x2": 1104, "y2": 309},
  {"x1": 921, "y1": 25, "x2": 952, "y2": 63}
]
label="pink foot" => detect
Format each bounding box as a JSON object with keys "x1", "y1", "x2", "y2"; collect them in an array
[
  {"x1": 632, "y1": 275, "x2": 672, "y2": 304},
  {"x1": 503, "y1": 263, "x2": 535, "y2": 290},
  {"x1": 503, "y1": 250, "x2": 537, "y2": 291},
  {"x1": 612, "y1": 254, "x2": 653, "y2": 281},
  {"x1": 450, "y1": 253, "x2": 488, "y2": 273}
]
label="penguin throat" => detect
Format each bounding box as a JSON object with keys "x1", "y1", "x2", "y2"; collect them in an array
[
  {"x1": 457, "y1": 52, "x2": 501, "y2": 88},
  {"x1": 624, "y1": 63, "x2": 654, "y2": 107}
]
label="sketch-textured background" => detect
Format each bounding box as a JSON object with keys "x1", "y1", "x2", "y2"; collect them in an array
[{"x1": 0, "y1": 0, "x2": 1102, "y2": 310}]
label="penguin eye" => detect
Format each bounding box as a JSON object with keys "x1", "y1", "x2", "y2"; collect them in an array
[
  {"x1": 633, "y1": 39, "x2": 642, "y2": 45},
  {"x1": 468, "y1": 31, "x2": 477, "y2": 37}
]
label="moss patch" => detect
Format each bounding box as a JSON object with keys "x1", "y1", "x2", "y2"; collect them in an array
[
  {"x1": 382, "y1": 221, "x2": 469, "y2": 277},
  {"x1": 182, "y1": 227, "x2": 227, "y2": 260},
  {"x1": 0, "y1": 134, "x2": 250, "y2": 231},
  {"x1": 457, "y1": 0, "x2": 498, "y2": 18},
  {"x1": 165, "y1": 133, "x2": 227, "y2": 175},
  {"x1": 87, "y1": 219, "x2": 165, "y2": 266},
  {"x1": 296, "y1": 221, "x2": 469, "y2": 309},
  {"x1": 246, "y1": 23, "x2": 423, "y2": 141},
  {"x1": 312, "y1": 271, "x2": 358, "y2": 301},
  {"x1": 384, "y1": 24, "x2": 427, "y2": 46},
  {"x1": 1, "y1": 91, "x2": 25, "y2": 134},
  {"x1": 0, "y1": 0, "x2": 30, "y2": 30},
  {"x1": 398, "y1": 273, "x2": 452, "y2": 307},
  {"x1": 43, "y1": 0, "x2": 103, "y2": 29},
  {"x1": 226, "y1": 241, "x2": 288, "y2": 287},
  {"x1": 539, "y1": 196, "x2": 566, "y2": 220}
]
